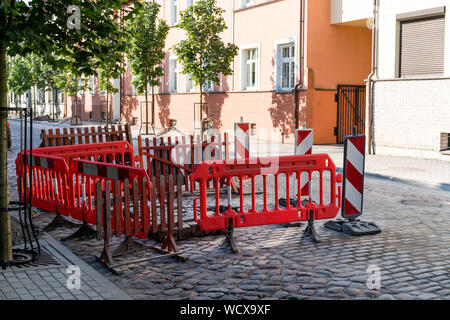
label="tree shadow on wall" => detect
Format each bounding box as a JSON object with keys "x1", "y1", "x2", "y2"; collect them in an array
[
  {"x1": 156, "y1": 93, "x2": 171, "y2": 128},
  {"x1": 204, "y1": 91, "x2": 228, "y2": 130},
  {"x1": 121, "y1": 95, "x2": 139, "y2": 124},
  {"x1": 268, "y1": 57, "x2": 306, "y2": 141}
]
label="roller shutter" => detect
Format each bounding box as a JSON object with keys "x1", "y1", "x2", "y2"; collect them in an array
[{"x1": 400, "y1": 16, "x2": 445, "y2": 77}]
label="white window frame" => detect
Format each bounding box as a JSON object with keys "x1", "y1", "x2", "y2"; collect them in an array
[
  {"x1": 170, "y1": 0, "x2": 179, "y2": 26},
  {"x1": 240, "y1": 43, "x2": 260, "y2": 91},
  {"x1": 90, "y1": 75, "x2": 95, "y2": 95},
  {"x1": 161, "y1": 62, "x2": 166, "y2": 93},
  {"x1": 240, "y1": 0, "x2": 254, "y2": 9},
  {"x1": 131, "y1": 75, "x2": 137, "y2": 96},
  {"x1": 186, "y1": 0, "x2": 195, "y2": 9},
  {"x1": 169, "y1": 56, "x2": 179, "y2": 93},
  {"x1": 274, "y1": 38, "x2": 297, "y2": 92},
  {"x1": 185, "y1": 72, "x2": 195, "y2": 93}
]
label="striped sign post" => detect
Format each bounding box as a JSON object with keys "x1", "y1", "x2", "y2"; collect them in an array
[
  {"x1": 341, "y1": 134, "x2": 365, "y2": 220},
  {"x1": 324, "y1": 128, "x2": 381, "y2": 236},
  {"x1": 294, "y1": 129, "x2": 313, "y2": 199},
  {"x1": 234, "y1": 122, "x2": 250, "y2": 161}
]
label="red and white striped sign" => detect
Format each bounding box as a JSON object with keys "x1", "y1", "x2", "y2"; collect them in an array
[
  {"x1": 294, "y1": 129, "x2": 313, "y2": 198},
  {"x1": 234, "y1": 122, "x2": 250, "y2": 160},
  {"x1": 342, "y1": 135, "x2": 365, "y2": 219}
]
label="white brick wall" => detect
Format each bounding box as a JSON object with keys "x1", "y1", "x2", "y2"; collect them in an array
[{"x1": 372, "y1": 79, "x2": 450, "y2": 152}]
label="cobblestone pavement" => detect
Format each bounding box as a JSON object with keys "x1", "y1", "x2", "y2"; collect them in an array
[
  {"x1": 6, "y1": 119, "x2": 450, "y2": 300},
  {"x1": 28, "y1": 175, "x2": 450, "y2": 300}
]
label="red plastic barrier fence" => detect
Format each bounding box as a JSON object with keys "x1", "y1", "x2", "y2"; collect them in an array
[
  {"x1": 15, "y1": 153, "x2": 71, "y2": 215},
  {"x1": 69, "y1": 159, "x2": 152, "y2": 239},
  {"x1": 16, "y1": 141, "x2": 137, "y2": 215},
  {"x1": 190, "y1": 154, "x2": 342, "y2": 231},
  {"x1": 34, "y1": 141, "x2": 136, "y2": 166}
]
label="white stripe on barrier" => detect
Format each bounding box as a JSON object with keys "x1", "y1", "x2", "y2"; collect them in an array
[
  {"x1": 346, "y1": 140, "x2": 364, "y2": 174},
  {"x1": 345, "y1": 178, "x2": 363, "y2": 213},
  {"x1": 53, "y1": 178, "x2": 59, "y2": 195}
]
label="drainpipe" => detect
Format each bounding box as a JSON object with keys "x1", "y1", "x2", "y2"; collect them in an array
[
  {"x1": 367, "y1": 0, "x2": 378, "y2": 154},
  {"x1": 294, "y1": 0, "x2": 306, "y2": 129}
]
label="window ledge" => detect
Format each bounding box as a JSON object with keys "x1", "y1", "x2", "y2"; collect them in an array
[
  {"x1": 274, "y1": 88, "x2": 295, "y2": 94},
  {"x1": 374, "y1": 76, "x2": 450, "y2": 82}
]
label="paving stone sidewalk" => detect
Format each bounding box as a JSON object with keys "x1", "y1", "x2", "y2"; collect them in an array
[{"x1": 0, "y1": 234, "x2": 131, "y2": 300}]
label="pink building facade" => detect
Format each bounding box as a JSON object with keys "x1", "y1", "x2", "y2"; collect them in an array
[{"x1": 67, "y1": 0, "x2": 372, "y2": 144}]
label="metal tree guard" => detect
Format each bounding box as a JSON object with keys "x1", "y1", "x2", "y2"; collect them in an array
[{"x1": 0, "y1": 106, "x2": 41, "y2": 269}]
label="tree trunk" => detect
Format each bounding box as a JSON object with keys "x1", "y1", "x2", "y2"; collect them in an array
[
  {"x1": 151, "y1": 86, "x2": 155, "y2": 133},
  {"x1": 33, "y1": 86, "x2": 37, "y2": 118},
  {"x1": 106, "y1": 88, "x2": 109, "y2": 126},
  {"x1": 145, "y1": 85, "x2": 148, "y2": 135},
  {"x1": 0, "y1": 44, "x2": 12, "y2": 263},
  {"x1": 74, "y1": 78, "x2": 78, "y2": 124},
  {"x1": 199, "y1": 85, "x2": 203, "y2": 137}
]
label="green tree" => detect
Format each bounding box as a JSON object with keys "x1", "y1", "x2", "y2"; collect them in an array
[
  {"x1": 7, "y1": 55, "x2": 33, "y2": 107},
  {"x1": 0, "y1": 0, "x2": 138, "y2": 264},
  {"x1": 127, "y1": 1, "x2": 169, "y2": 135},
  {"x1": 28, "y1": 54, "x2": 62, "y2": 119},
  {"x1": 55, "y1": 67, "x2": 87, "y2": 120},
  {"x1": 97, "y1": 36, "x2": 125, "y2": 125},
  {"x1": 173, "y1": 0, "x2": 238, "y2": 133}
]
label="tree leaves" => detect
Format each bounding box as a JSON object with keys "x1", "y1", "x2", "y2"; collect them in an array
[
  {"x1": 174, "y1": 0, "x2": 238, "y2": 90},
  {"x1": 126, "y1": 1, "x2": 169, "y2": 95}
]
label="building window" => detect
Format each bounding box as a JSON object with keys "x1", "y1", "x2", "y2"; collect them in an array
[
  {"x1": 399, "y1": 15, "x2": 445, "y2": 77},
  {"x1": 161, "y1": 62, "x2": 166, "y2": 93},
  {"x1": 276, "y1": 43, "x2": 295, "y2": 91},
  {"x1": 90, "y1": 76, "x2": 95, "y2": 95},
  {"x1": 203, "y1": 80, "x2": 214, "y2": 92},
  {"x1": 169, "y1": 58, "x2": 178, "y2": 93},
  {"x1": 241, "y1": 47, "x2": 259, "y2": 90},
  {"x1": 185, "y1": 73, "x2": 194, "y2": 93},
  {"x1": 240, "y1": 0, "x2": 253, "y2": 8},
  {"x1": 171, "y1": 0, "x2": 178, "y2": 26},
  {"x1": 131, "y1": 75, "x2": 137, "y2": 96}
]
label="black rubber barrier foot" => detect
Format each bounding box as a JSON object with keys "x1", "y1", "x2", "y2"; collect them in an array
[
  {"x1": 112, "y1": 236, "x2": 147, "y2": 257},
  {"x1": 219, "y1": 205, "x2": 240, "y2": 214},
  {"x1": 303, "y1": 210, "x2": 321, "y2": 243},
  {"x1": 61, "y1": 223, "x2": 97, "y2": 241},
  {"x1": 44, "y1": 214, "x2": 79, "y2": 232},
  {"x1": 324, "y1": 219, "x2": 381, "y2": 236},
  {"x1": 278, "y1": 198, "x2": 298, "y2": 208},
  {"x1": 224, "y1": 218, "x2": 239, "y2": 254}
]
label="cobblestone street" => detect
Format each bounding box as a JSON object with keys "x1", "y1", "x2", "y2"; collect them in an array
[
  {"x1": 5, "y1": 120, "x2": 450, "y2": 300},
  {"x1": 28, "y1": 175, "x2": 450, "y2": 300}
]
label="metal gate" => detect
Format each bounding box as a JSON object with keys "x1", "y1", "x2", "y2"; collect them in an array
[{"x1": 334, "y1": 85, "x2": 366, "y2": 144}]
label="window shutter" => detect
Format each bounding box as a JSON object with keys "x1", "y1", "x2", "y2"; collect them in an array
[{"x1": 400, "y1": 16, "x2": 445, "y2": 77}]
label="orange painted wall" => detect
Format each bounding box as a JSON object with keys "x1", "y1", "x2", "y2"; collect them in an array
[{"x1": 306, "y1": 0, "x2": 372, "y2": 144}]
